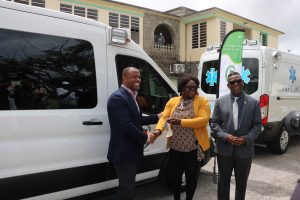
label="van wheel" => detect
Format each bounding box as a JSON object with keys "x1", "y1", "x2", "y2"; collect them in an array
[{"x1": 269, "y1": 126, "x2": 289, "y2": 154}]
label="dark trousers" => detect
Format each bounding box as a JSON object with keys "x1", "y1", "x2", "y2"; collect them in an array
[
  {"x1": 217, "y1": 151, "x2": 252, "y2": 200},
  {"x1": 114, "y1": 163, "x2": 138, "y2": 200},
  {"x1": 291, "y1": 180, "x2": 300, "y2": 200},
  {"x1": 170, "y1": 149, "x2": 199, "y2": 200}
]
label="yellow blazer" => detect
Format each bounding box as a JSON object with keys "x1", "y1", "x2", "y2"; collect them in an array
[{"x1": 155, "y1": 95, "x2": 211, "y2": 151}]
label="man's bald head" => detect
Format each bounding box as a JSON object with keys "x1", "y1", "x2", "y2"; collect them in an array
[{"x1": 122, "y1": 67, "x2": 139, "y2": 78}]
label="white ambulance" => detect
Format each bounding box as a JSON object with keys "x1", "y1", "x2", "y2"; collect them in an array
[
  {"x1": 0, "y1": 1, "x2": 169, "y2": 199},
  {"x1": 0, "y1": 1, "x2": 213, "y2": 199},
  {"x1": 199, "y1": 39, "x2": 300, "y2": 154}
]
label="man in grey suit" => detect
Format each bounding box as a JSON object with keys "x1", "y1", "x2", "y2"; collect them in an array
[{"x1": 211, "y1": 71, "x2": 262, "y2": 200}]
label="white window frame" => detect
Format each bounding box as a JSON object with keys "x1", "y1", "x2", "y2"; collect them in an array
[
  {"x1": 109, "y1": 12, "x2": 119, "y2": 28},
  {"x1": 87, "y1": 8, "x2": 98, "y2": 21},
  {"x1": 220, "y1": 21, "x2": 226, "y2": 42},
  {"x1": 8, "y1": 0, "x2": 45, "y2": 7},
  {"x1": 199, "y1": 22, "x2": 207, "y2": 48},
  {"x1": 131, "y1": 16, "x2": 140, "y2": 44},
  {"x1": 59, "y1": 3, "x2": 99, "y2": 21},
  {"x1": 192, "y1": 24, "x2": 199, "y2": 49},
  {"x1": 260, "y1": 32, "x2": 268, "y2": 46}
]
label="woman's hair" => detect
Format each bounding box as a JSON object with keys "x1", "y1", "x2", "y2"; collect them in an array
[{"x1": 177, "y1": 75, "x2": 200, "y2": 94}]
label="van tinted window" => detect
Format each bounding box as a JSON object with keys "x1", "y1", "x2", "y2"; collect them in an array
[
  {"x1": 200, "y1": 58, "x2": 259, "y2": 95},
  {"x1": 0, "y1": 28, "x2": 97, "y2": 110},
  {"x1": 116, "y1": 55, "x2": 177, "y2": 114}
]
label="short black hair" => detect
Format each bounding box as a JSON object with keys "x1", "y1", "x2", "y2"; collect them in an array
[
  {"x1": 227, "y1": 71, "x2": 241, "y2": 82},
  {"x1": 177, "y1": 75, "x2": 199, "y2": 94}
]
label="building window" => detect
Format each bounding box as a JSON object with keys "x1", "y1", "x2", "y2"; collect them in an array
[
  {"x1": 13, "y1": 0, "x2": 29, "y2": 5},
  {"x1": 192, "y1": 24, "x2": 199, "y2": 49},
  {"x1": 220, "y1": 21, "x2": 226, "y2": 42},
  {"x1": 260, "y1": 33, "x2": 268, "y2": 46},
  {"x1": 108, "y1": 13, "x2": 140, "y2": 44},
  {"x1": 109, "y1": 12, "x2": 119, "y2": 28},
  {"x1": 131, "y1": 16, "x2": 140, "y2": 44},
  {"x1": 87, "y1": 8, "x2": 98, "y2": 21},
  {"x1": 192, "y1": 22, "x2": 206, "y2": 49},
  {"x1": 120, "y1": 15, "x2": 129, "y2": 28},
  {"x1": 59, "y1": 4, "x2": 99, "y2": 21},
  {"x1": 74, "y1": 6, "x2": 85, "y2": 17},
  {"x1": 9, "y1": 0, "x2": 45, "y2": 7},
  {"x1": 31, "y1": 0, "x2": 44, "y2": 7},
  {"x1": 60, "y1": 3, "x2": 72, "y2": 14},
  {"x1": 200, "y1": 22, "x2": 207, "y2": 48}
]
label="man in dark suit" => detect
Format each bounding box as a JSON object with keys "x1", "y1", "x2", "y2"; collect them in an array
[
  {"x1": 107, "y1": 67, "x2": 158, "y2": 200},
  {"x1": 211, "y1": 71, "x2": 262, "y2": 200}
]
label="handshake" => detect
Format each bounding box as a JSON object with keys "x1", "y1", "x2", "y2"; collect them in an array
[{"x1": 146, "y1": 129, "x2": 161, "y2": 144}]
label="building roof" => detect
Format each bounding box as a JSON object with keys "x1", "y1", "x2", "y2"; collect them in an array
[
  {"x1": 164, "y1": 6, "x2": 197, "y2": 17},
  {"x1": 105, "y1": 1, "x2": 284, "y2": 35},
  {"x1": 183, "y1": 7, "x2": 284, "y2": 35},
  {"x1": 105, "y1": 0, "x2": 179, "y2": 18}
]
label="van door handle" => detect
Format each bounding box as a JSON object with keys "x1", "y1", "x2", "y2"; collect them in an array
[{"x1": 82, "y1": 121, "x2": 103, "y2": 125}]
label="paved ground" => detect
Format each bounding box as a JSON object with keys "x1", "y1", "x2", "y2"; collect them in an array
[{"x1": 96, "y1": 136, "x2": 300, "y2": 200}]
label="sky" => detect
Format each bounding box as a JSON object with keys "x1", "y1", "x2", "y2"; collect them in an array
[{"x1": 112, "y1": 0, "x2": 300, "y2": 54}]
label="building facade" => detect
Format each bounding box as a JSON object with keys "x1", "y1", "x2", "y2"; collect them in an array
[{"x1": 6, "y1": 0, "x2": 284, "y2": 78}]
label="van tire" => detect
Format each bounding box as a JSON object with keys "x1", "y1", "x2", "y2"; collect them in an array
[{"x1": 269, "y1": 126, "x2": 289, "y2": 154}]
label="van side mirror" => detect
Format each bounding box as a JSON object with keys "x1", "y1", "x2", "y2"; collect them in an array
[{"x1": 110, "y1": 28, "x2": 129, "y2": 44}]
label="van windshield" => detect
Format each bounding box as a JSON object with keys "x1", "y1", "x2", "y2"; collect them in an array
[{"x1": 200, "y1": 58, "x2": 259, "y2": 95}]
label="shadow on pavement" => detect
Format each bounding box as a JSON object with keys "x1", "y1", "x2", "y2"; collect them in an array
[
  {"x1": 246, "y1": 179, "x2": 293, "y2": 197},
  {"x1": 253, "y1": 136, "x2": 300, "y2": 175},
  {"x1": 99, "y1": 179, "x2": 172, "y2": 200}
]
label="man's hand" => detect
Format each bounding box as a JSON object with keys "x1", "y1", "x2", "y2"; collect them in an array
[
  {"x1": 157, "y1": 112, "x2": 162, "y2": 119},
  {"x1": 147, "y1": 132, "x2": 156, "y2": 144},
  {"x1": 234, "y1": 136, "x2": 246, "y2": 146},
  {"x1": 226, "y1": 135, "x2": 246, "y2": 146},
  {"x1": 226, "y1": 134, "x2": 238, "y2": 145},
  {"x1": 166, "y1": 118, "x2": 181, "y2": 125},
  {"x1": 152, "y1": 129, "x2": 161, "y2": 137}
]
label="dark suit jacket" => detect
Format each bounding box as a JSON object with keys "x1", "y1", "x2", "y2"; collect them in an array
[
  {"x1": 211, "y1": 93, "x2": 262, "y2": 158},
  {"x1": 107, "y1": 87, "x2": 158, "y2": 164}
]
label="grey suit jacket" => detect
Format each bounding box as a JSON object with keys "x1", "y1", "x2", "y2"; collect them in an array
[{"x1": 211, "y1": 93, "x2": 262, "y2": 158}]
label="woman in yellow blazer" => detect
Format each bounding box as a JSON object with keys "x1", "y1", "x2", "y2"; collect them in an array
[{"x1": 153, "y1": 75, "x2": 210, "y2": 200}]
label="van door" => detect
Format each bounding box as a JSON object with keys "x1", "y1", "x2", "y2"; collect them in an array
[
  {"x1": 0, "y1": 8, "x2": 109, "y2": 199},
  {"x1": 106, "y1": 46, "x2": 177, "y2": 187},
  {"x1": 199, "y1": 50, "x2": 262, "y2": 114}
]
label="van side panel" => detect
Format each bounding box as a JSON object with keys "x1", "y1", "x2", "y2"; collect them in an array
[
  {"x1": 0, "y1": 5, "x2": 110, "y2": 199},
  {"x1": 268, "y1": 51, "x2": 300, "y2": 121},
  {"x1": 0, "y1": 2, "x2": 180, "y2": 199}
]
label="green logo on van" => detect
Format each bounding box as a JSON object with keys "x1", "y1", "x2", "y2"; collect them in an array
[{"x1": 225, "y1": 65, "x2": 236, "y2": 80}]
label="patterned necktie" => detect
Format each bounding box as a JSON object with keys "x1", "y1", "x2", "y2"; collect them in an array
[{"x1": 233, "y1": 97, "x2": 239, "y2": 130}]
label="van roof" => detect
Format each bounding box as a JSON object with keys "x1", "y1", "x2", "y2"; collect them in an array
[{"x1": 0, "y1": 1, "x2": 107, "y2": 30}]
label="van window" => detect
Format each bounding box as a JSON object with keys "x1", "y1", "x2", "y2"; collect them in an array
[
  {"x1": 0, "y1": 28, "x2": 97, "y2": 110},
  {"x1": 200, "y1": 58, "x2": 259, "y2": 95},
  {"x1": 116, "y1": 55, "x2": 177, "y2": 114}
]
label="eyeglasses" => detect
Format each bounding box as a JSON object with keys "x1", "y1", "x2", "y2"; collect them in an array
[
  {"x1": 184, "y1": 86, "x2": 198, "y2": 90},
  {"x1": 228, "y1": 79, "x2": 243, "y2": 85}
]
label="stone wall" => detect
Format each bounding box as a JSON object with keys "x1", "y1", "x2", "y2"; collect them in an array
[{"x1": 143, "y1": 13, "x2": 181, "y2": 76}]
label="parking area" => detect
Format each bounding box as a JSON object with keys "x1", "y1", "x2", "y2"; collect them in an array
[{"x1": 96, "y1": 136, "x2": 300, "y2": 200}]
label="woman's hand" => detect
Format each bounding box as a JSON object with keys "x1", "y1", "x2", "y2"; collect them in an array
[
  {"x1": 167, "y1": 118, "x2": 181, "y2": 125},
  {"x1": 152, "y1": 129, "x2": 162, "y2": 136}
]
